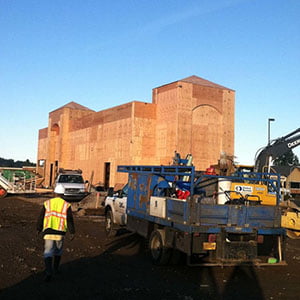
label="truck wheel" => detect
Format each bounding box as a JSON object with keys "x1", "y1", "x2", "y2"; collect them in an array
[
  {"x1": 149, "y1": 229, "x2": 171, "y2": 265},
  {"x1": 0, "y1": 188, "x2": 7, "y2": 199},
  {"x1": 105, "y1": 209, "x2": 117, "y2": 237}
]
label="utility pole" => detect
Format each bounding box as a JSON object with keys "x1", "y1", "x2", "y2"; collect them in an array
[
  {"x1": 267, "y1": 118, "x2": 275, "y2": 172},
  {"x1": 268, "y1": 118, "x2": 275, "y2": 145}
]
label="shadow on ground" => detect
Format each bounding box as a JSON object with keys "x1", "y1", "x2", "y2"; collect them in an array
[{"x1": 0, "y1": 232, "x2": 265, "y2": 300}]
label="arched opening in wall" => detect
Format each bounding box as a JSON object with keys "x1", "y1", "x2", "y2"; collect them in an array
[
  {"x1": 191, "y1": 105, "x2": 222, "y2": 170},
  {"x1": 51, "y1": 124, "x2": 60, "y2": 135},
  {"x1": 49, "y1": 123, "x2": 60, "y2": 186}
]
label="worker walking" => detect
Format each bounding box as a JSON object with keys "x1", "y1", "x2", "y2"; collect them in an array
[{"x1": 37, "y1": 185, "x2": 75, "y2": 282}]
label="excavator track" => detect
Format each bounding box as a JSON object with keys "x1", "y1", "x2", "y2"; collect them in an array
[
  {"x1": 286, "y1": 229, "x2": 300, "y2": 239},
  {"x1": 281, "y1": 202, "x2": 300, "y2": 239}
]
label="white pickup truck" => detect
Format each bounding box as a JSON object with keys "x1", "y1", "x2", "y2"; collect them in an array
[
  {"x1": 54, "y1": 169, "x2": 88, "y2": 201},
  {"x1": 104, "y1": 184, "x2": 128, "y2": 236}
]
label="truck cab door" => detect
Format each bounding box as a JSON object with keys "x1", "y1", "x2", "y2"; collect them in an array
[{"x1": 114, "y1": 184, "x2": 128, "y2": 225}]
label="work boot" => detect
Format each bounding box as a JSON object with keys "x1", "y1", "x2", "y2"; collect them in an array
[
  {"x1": 53, "y1": 255, "x2": 61, "y2": 275},
  {"x1": 44, "y1": 257, "x2": 53, "y2": 282}
]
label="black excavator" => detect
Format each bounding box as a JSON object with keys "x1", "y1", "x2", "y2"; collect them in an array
[
  {"x1": 253, "y1": 128, "x2": 300, "y2": 239},
  {"x1": 254, "y1": 128, "x2": 300, "y2": 173}
]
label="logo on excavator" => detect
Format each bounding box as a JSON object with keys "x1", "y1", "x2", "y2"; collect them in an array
[{"x1": 288, "y1": 139, "x2": 300, "y2": 148}]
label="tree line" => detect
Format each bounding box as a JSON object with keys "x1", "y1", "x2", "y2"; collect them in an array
[{"x1": 0, "y1": 157, "x2": 36, "y2": 168}]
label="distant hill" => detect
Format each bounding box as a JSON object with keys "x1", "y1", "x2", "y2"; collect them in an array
[{"x1": 0, "y1": 157, "x2": 36, "y2": 168}]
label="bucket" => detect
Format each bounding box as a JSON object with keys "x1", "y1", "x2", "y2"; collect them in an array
[{"x1": 217, "y1": 178, "x2": 231, "y2": 204}]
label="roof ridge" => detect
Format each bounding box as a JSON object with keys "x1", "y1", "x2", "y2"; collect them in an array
[
  {"x1": 54, "y1": 101, "x2": 93, "y2": 112},
  {"x1": 180, "y1": 75, "x2": 234, "y2": 91}
]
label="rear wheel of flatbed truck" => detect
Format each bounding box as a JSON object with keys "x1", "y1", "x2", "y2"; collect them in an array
[{"x1": 149, "y1": 229, "x2": 172, "y2": 265}]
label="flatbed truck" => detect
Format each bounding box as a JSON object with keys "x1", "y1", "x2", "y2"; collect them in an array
[{"x1": 105, "y1": 164, "x2": 286, "y2": 266}]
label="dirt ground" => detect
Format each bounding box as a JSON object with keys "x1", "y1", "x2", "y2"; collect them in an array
[{"x1": 1, "y1": 195, "x2": 300, "y2": 300}]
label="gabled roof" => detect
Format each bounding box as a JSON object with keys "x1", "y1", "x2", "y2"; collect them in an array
[
  {"x1": 180, "y1": 75, "x2": 234, "y2": 91},
  {"x1": 59, "y1": 101, "x2": 93, "y2": 111},
  {"x1": 154, "y1": 75, "x2": 234, "y2": 91},
  {"x1": 51, "y1": 101, "x2": 94, "y2": 113}
]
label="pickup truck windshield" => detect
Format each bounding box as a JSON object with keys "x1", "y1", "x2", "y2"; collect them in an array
[{"x1": 58, "y1": 175, "x2": 84, "y2": 184}]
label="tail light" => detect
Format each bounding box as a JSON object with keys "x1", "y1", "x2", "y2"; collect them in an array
[
  {"x1": 257, "y1": 235, "x2": 264, "y2": 244},
  {"x1": 203, "y1": 234, "x2": 217, "y2": 250},
  {"x1": 208, "y1": 234, "x2": 216, "y2": 243}
]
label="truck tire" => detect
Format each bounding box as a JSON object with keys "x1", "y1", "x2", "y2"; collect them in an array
[
  {"x1": 149, "y1": 229, "x2": 171, "y2": 265},
  {"x1": 0, "y1": 188, "x2": 7, "y2": 199},
  {"x1": 105, "y1": 209, "x2": 117, "y2": 237}
]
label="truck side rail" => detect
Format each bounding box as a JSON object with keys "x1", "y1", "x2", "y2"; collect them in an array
[
  {"x1": 118, "y1": 166, "x2": 281, "y2": 205},
  {"x1": 118, "y1": 165, "x2": 194, "y2": 176}
]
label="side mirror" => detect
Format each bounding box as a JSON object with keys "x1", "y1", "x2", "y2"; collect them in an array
[{"x1": 107, "y1": 187, "x2": 114, "y2": 197}]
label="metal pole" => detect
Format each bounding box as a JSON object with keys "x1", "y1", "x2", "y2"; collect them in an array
[
  {"x1": 278, "y1": 235, "x2": 282, "y2": 262},
  {"x1": 268, "y1": 118, "x2": 275, "y2": 145}
]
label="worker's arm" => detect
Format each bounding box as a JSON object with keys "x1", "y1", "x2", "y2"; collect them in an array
[
  {"x1": 67, "y1": 207, "x2": 75, "y2": 234},
  {"x1": 36, "y1": 206, "x2": 45, "y2": 232}
]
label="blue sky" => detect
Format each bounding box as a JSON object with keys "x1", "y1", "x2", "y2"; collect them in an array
[{"x1": 0, "y1": 0, "x2": 299, "y2": 165}]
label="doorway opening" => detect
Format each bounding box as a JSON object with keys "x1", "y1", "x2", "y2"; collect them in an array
[
  {"x1": 104, "y1": 162, "x2": 111, "y2": 190},
  {"x1": 49, "y1": 163, "x2": 53, "y2": 187}
]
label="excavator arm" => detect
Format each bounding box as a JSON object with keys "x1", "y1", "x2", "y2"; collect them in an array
[{"x1": 254, "y1": 128, "x2": 300, "y2": 173}]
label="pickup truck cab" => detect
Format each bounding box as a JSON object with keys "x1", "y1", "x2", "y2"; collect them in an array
[
  {"x1": 104, "y1": 184, "x2": 128, "y2": 236},
  {"x1": 54, "y1": 169, "x2": 88, "y2": 201}
]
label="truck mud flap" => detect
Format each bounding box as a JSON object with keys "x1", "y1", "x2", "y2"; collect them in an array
[{"x1": 126, "y1": 215, "x2": 154, "y2": 238}]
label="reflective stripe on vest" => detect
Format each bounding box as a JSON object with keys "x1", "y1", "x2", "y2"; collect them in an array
[{"x1": 43, "y1": 197, "x2": 70, "y2": 232}]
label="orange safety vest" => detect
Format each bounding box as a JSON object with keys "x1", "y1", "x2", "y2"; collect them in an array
[{"x1": 43, "y1": 197, "x2": 70, "y2": 232}]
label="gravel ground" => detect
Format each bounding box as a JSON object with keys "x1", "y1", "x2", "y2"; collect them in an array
[{"x1": 1, "y1": 195, "x2": 300, "y2": 300}]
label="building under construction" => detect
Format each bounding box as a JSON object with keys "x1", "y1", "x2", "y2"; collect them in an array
[{"x1": 37, "y1": 75, "x2": 235, "y2": 188}]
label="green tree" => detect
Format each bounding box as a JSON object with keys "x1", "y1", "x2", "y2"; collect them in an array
[
  {"x1": 0, "y1": 157, "x2": 36, "y2": 167},
  {"x1": 273, "y1": 150, "x2": 299, "y2": 166}
]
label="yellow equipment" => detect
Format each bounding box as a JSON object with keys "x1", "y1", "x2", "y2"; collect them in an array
[
  {"x1": 279, "y1": 200, "x2": 300, "y2": 239},
  {"x1": 229, "y1": 181, "x2": 276, "y2": 206},
  {"x1": 211, "y1": 153, "x2": 300, "y2": 238}
]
